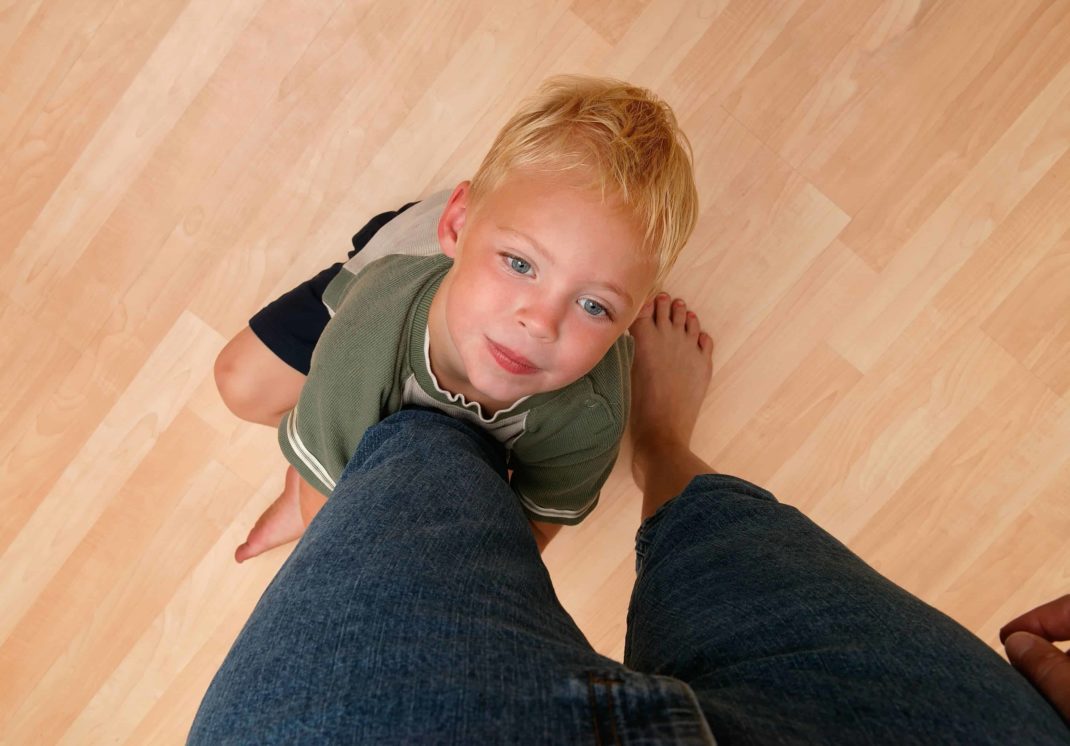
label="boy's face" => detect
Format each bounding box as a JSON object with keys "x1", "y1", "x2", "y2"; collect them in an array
[{"x1": 430, "y1": 169, "x2": 655, "y2": 410}]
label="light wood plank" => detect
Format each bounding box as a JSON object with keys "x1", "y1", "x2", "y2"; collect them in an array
[
  {"x1": 827, "y1": 73, "x2": 1070, "y2": 372},
  {"x1": 982, "y1": 229, "x2": 1070, "y2": 396},
  {"x1": 0, "y1": 311, "x2": 222, "y2": 643},
  {"x1": 3, "y1": 1, "x2": 1068, "y2": 739}
]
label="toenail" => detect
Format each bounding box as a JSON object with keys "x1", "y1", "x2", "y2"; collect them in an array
[{"x1": 674, "y1": 300, "x2": 684, "y2": 306}]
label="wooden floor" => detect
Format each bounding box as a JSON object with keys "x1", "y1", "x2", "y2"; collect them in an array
[{"x1": 3, "y1": 0, "x2": 1069, "y2": 740}]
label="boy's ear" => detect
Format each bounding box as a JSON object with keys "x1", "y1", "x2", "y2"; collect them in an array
[{"x1": 438, "y1": 181, "x2": 471, "y2": 259}]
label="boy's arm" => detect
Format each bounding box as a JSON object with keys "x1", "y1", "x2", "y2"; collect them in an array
[
  {"x1": 528, "y1": 519, "x2": 563, "y2": 554},
  {"x1": 298, "y1": 474, "x2": 328, "y2": 526}
]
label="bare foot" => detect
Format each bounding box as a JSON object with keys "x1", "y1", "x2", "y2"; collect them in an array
[
  {"x1": 235, "y1": 465, "x2": 306, "y2": 563},
  {"x1": 628, "y1": 293, "x2": 715, "y2": 518}
]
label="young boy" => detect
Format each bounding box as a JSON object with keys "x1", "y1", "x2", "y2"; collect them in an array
[{"x1": 215, "y1": 75, "x2": 699, "y2": 561}]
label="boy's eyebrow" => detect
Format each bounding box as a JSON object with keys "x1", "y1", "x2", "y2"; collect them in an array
[
  {"x1": 500, "y1": 226, "x2": 555, "y2": 267},
  {"x1": 498, "y1": 226, "x2": 634, "y2": 306},
  {"x1": 600, "y1": 282, "x2": 633, "y2": 306}
]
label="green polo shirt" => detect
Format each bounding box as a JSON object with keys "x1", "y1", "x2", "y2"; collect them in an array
[{"x1": 279, "y1": 252, "x2": 632, "y2": 525}]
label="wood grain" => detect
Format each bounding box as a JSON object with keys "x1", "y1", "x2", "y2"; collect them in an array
[{"x1": 3, "y1": 0, "x2": 1068, "y2": 739}]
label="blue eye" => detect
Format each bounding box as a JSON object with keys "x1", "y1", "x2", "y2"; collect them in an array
[
  {"x1": 507, "y1": 256, "x2": 532, "y2": 275},
  {"x1": 580, "y1": 299, "x2": 608, "y2": 318}
]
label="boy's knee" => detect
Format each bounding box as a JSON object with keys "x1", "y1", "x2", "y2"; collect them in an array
[
  {"x1": 214, "y1": 343, "x2": 259, "y2": 420},
  {"x1": 213, "y1": 328, "x2": 305, "y2": 425}
]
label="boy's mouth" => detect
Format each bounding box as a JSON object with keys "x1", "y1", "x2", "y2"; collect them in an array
[{"x1": 486, "y1": 338, "x2": 539, "y2": 374}]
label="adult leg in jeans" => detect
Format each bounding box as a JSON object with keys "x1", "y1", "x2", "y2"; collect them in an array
[
  {"x1": 623, "y1": 294, "x2": 1068, "y2": 743},
  {"x1": 188, "y1": 406, "x2": 714, "y2": 745}
]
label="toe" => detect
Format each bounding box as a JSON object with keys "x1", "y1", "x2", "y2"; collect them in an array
[
  {"x1": 699, "y1": 332, "x2": 714, "y2": 356},
  {"x1": 685, "y1": 311, "x2": 700, "y2": 337},
  {"x1": 671, "y1": 299, "x2": 687, "y2": 327},
  {"x1": 653, "y1": 293, "x2": 672, "y2": 324}
]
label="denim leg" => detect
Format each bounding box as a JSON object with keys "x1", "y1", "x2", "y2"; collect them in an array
[
  {"x1": 188, "y1": 409, "x2": 713, "y2": 745},
  {"x1": 625, "y1": 474, "x2": 1069, "y2": 745}
]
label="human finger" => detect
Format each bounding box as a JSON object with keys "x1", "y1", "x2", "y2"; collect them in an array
[
  {"x1": 1000, "y1": 594, "x2": 1070, "y2": 644},
  {"x1": 1004, "y1": 631, "x2": 1070, "y2": 722}
]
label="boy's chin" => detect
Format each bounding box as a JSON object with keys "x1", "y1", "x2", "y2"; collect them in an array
[
  {"x1": 469, "y1": 370, "x2": 540, "y2": 403},
  {"x1": 476, "y1": 370, "x2": 584, "y2": 401},
  {"x1": 474, "y1": 378, "x2": 536, "y2": 405}
]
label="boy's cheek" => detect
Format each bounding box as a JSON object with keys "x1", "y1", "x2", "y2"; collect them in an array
[{"x1": 561, "y1": 330, "x2": 620, "y2": 373}]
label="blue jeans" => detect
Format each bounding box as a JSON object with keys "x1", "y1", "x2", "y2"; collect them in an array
[{"x1": 189, "y1": 409, "x2": 1067, "y2": 744}]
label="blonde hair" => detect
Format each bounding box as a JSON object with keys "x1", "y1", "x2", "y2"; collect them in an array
[{"x1": 469, "y1": 74, "x2": 699, "y2": 289}]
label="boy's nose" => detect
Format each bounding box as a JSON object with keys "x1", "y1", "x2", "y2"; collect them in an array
[{"x1": 516, "y1": 303, "x2": 559, "y2": 342}]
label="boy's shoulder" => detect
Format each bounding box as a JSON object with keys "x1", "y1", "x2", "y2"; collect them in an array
[
  {"x1": 521, "y1": 334, "x2": 634, "y2": 461},
  {"x1": 338, "y1": 191, "x2": 450, "y2": 279},
  {"x1": 324, "y1": 252, "x2": 450, "y2": 316},
  {"x1": 320, "y1": 189, "x2": 451, "y2": 313},
  {"x1": 584, "y1": 332, "x2": 634, "y2": 426}
]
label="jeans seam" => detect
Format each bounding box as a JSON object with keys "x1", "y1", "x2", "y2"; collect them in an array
[{"x1": 586, "y1": 674, "x2": 622, "y2": 746}]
